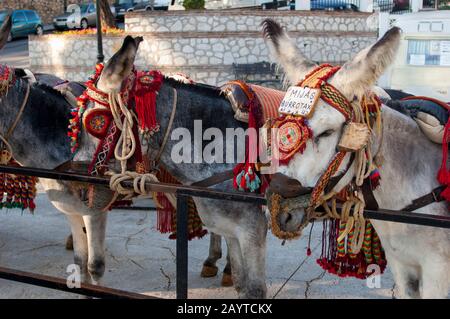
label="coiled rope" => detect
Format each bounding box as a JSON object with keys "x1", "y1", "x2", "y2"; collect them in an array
[{"x1": 104, "y1": 87, "x2": 177, "y2": 210}]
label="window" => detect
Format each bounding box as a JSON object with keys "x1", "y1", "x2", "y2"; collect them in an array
[
  {"x1": 13, "y1": 12, "x2": 27, "y2": 24},
  {"x1": 407, "y1": 39, "x2": 450, "y2": 66},
  {"x1": 24, "y1": 11, "x2": 37, "y2": 21}
]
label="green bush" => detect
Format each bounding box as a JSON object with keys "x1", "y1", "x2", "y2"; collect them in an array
[{"x1": 182, "y1": 0, "x2": 205, "y2": 10}]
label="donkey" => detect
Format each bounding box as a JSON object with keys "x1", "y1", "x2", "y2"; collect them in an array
[
  {"x1": 78, "y1": 35, "x2": 267, "y2": 297},
  {"x1": 0, "y1": 36, "x2": 267, "y2": 297},
  {"x1": 261, "y1": 19, "x2": 450, "y2": 298}
]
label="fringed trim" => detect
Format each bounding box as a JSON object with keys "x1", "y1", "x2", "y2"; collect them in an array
[
  {"x1": 438, "y1": 117, "x2": 450, "y2": 201},
  {"x1": 0, "y1": 162, "x2": 37, "y2": 212},
  {"x1": 317, "y1": 220, "x2": 387, "y2": 279},
  {"x1": 134, "y1": 70, "x2": 164, "y2": 135}
]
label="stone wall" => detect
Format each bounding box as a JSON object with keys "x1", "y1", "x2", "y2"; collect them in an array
[
  {"x1": 29, "y1": 10, "x2": 378, "y2": 87},
  {"x1": 1, "y1": 0, "x2": 115, "y2": 24}
]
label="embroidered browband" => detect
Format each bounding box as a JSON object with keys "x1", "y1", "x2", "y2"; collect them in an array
[{"x1": 298, "y1": 64, "x2": 353, "y2": 121}]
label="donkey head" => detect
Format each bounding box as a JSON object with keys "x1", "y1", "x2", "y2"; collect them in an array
[
  {"x1": 0, "y1": 12, "x2": 12, "y2": 50},
  {"x1": 262, "y1": 19, "x2": 401, "y2": 233},
  {"x1": 96, "y1": 35, "x2": 143, "y2": 93}
]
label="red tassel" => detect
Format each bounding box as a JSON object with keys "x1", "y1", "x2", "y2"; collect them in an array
[
  {"x1": 134, "y1": 70, "x2": 164, "y2": 134},
  {"x1": 156, "y1": 193, "x2": 174, "y2": 233},
  {"x1": 438, "y1": 117, "x2": 450, "y2": 200},
  {"x1": 135, "y1": 90, "x2": 158, "y2": 134}
]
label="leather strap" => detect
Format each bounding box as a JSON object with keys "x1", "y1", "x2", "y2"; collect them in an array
[
  {"x1": 54, "y1": 161, "x2": 90, "y2": 174},
  {"x1": 402, "y1": 186, "x2": 445, "y2": 212},
  {"x1": 325, "y1": 153, "x2": 355, "y2": 194},
  {"x1": 151, "y1": 88, "x2": 177, "y2": 169},
  {"x1": 360, "y1": 181, "x2": 445, "y2": 212},
  {"x1": 361, "y1": 178, "x2": 379, "y2": 210}
]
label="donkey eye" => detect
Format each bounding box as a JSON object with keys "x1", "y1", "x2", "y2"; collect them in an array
[
  {"x1": 314, "y1": 129, "x2": 334, "y2": 144},
  {"x1": 318, "y1": 129, "x2": 334, "y2": 138}
]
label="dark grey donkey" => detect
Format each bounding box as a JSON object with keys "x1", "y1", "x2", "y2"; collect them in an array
[{"x1": 86, "y1": 35, "x2": 267, "y2": 297}]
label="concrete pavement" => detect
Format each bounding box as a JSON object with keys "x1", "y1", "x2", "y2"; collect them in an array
[
  {"x1": 0, "y1": 188, "x2": 399, "y2": 299},
  {"x1": 0, "y1": 38, "x2": 29, "y2": 69}
]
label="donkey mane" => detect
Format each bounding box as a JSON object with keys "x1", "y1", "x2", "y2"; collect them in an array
[
  {"x1": 26, "y1": 81, "x2": 72, "y2": 135},
  {"x1": 163, "y1": 76, "x2": 226, "y2": 100}
]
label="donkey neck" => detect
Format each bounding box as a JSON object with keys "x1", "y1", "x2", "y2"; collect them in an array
[
  {"x1": 153, "y1": 81, "x2": 245, "y2": 186},
  {"x1": 373, "y1": 106, "x2": 443, "y2": 210},
  {"x1": 1, "y1": 79, "x2": 73, "y2": 169}
]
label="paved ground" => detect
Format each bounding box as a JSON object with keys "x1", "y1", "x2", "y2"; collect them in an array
[
  {"x1": 0, "y1": 186, "x2": 398, "y2": 299},
  {"x1": 0, "y1": 38, "x2": 29, "y2": 69}
]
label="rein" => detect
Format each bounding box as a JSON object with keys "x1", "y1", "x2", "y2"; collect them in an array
[{"x1": 151, "y1": 88, "x2": 178, "y2": 170}]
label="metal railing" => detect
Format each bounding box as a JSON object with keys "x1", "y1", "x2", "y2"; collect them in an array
[{"x1": 0, "y1": 164, "x2": 450, "y2": 299}]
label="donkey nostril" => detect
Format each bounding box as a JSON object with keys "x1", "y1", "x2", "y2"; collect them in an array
[{"x1": 285, "y1": 213, "x2": 292, "y2": 224}]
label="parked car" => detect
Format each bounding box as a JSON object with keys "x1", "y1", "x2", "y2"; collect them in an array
[
  {"x1": 114, "y1": 0, "x2": 169, "y2": 20},
  {"x1": 261, "y1": 0, "x2": 289, "y2": 9},
  {"x1": 0, "y1": 10, "x2": 43, "y2": 41},
  {"x1": 53, "y1": 2, "x2": 117, "y2": 30},
  {"x1": 289, "y1": 0, "x2": 358, "y2": 11},
  {"x1": 393, "y1": 0, "x2": 410, "y2": 11}
]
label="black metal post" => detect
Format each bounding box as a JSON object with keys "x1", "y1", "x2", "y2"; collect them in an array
[
  {"x1": 176, "y1": 193, "x2": 189, "y2": 299},
  {"x1": 96, "y1": 0, "x2": 104, "y2": 63}
]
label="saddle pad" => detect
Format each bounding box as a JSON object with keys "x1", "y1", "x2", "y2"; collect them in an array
[
  {"x1": 384, "y1": 96, "x2": 450, "y2": 144},
  {"x1": 221, "y1": 81, "x2": 284, "y2": 123},
  {"x1": 251, "y1": 84, "x2": 285, "y2": 123}
]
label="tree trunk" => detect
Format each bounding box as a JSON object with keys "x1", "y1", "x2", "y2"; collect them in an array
[
  {"x1": 98, "y1": 0, "x2": 116, "y2": 29},
  {"x1": 0, "y1": 13, "x2": 12, "y2": 50}
]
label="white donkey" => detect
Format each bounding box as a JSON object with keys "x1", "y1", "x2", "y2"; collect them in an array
[{"x1": 262, "y1": 19, "x2": 450, "y2": 298}]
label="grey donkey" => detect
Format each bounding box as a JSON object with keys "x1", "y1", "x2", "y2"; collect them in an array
[{"x1": 261, "y1": 19, "x2": 450, "y2": 298}]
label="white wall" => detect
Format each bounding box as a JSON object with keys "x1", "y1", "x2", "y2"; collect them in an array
[{"x1": 378, "y1": 11, "x2": 450, "y2": 100}]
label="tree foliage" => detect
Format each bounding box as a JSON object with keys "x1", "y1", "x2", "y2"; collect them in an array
[{"x1": 183, "y1": 0, "x2": 205, "y2": 10}]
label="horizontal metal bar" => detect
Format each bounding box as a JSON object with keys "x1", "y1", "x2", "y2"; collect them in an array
[
  {"x1": 0, "y1": 266, "x2": 156, "y2": 299},
  {"x1": 0, "y1": 165, "x2": 266, "y2": 205},
  {"x1": 112, "y1": 206, "x2": 157, "y2": 211},
  {"x1": 1, "y1": 164, "x2": 449, "y2": 228},
  {"x1": 0, "y1": 165, "x2": 110, "y2": 185},
  {"x1": 363, "y1": 207, "x2": 450, "y2": 229}
]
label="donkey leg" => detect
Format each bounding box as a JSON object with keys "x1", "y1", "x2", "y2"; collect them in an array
[
  {"x1": 387, "y1": 254, "x2": 421, "y2": 299},
  {"x1": 66, "y1": 214, "x2": 89, "y2": 283},
  {"x1": 65, "y1": 233, "x2": 74, "y2": 250},
  {"x1": 237, "y1": 234, "x2": 267, "y2": 299},
  {"x1": 221, "y1": 250, "x2": 233, "y2": 287},
  {"x1": 201, "y1": 232, "x2": 222, "y2": 278},
  {"x1": 420, "y1": 257, "x2": 449, "y2": 299},
  {"x1": 225, "y1": 237, "x2": 247, "y2": 296},
  {"x1": 83, "y1": 212, "x2": 107, "y2": 285}
]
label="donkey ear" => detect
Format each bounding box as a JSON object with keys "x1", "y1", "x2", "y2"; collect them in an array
[
  {"x1": 331, "y1": 27, "x2": 401, "y2": 100},
  {"x1": 0, "y1": 13, "x2": 12, "y2": 51},
  {"x1": 261, "y1": 19, "x2": 316, "y2": 85},
  {"x1": 96, "y1": 35, "x2": 142, "y2": 93}
]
